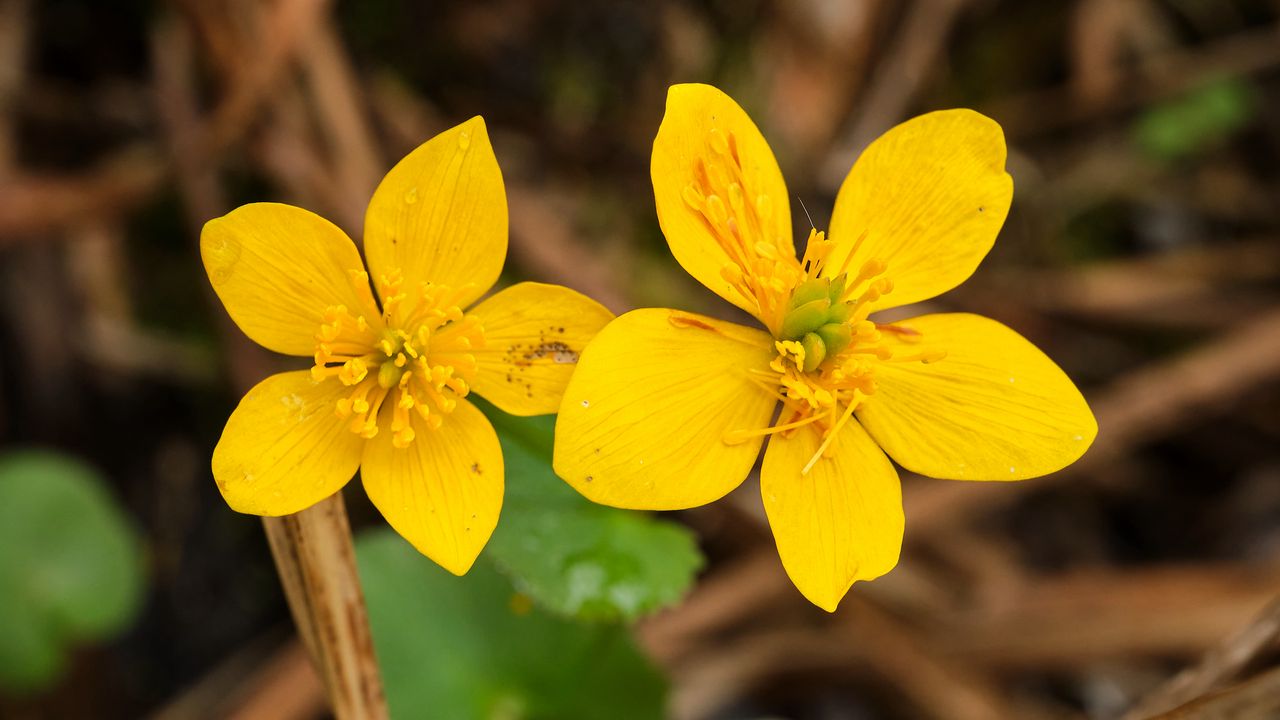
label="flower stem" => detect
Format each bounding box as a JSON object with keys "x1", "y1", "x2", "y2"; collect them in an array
[{"x1": 261, "y1": 492, "x2": 387, "y2": 719}]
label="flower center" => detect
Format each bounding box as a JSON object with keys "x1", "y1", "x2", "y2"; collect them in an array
[
  {"x1": 679, "y1": 127, "x2": 947, "y2": 470},
  {"x1": 727, "y1": 232, "x2": 945, "y2": 472},
  {"x1": 310, "y1": 269, "x2": 485, "y2": 448}
]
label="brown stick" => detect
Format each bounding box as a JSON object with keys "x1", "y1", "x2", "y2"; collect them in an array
[
  {"x1": 840, "y1": 596, "x2": 1017, "y2": 720},
  {"x1": 227, "y1": 642, "x2": 327, "y2": 720},
  {"x1": 1143, "y1": 664, "x2": 1280, "y2": 720},
  {"x1": 1123, "y1": 597, "x2": 1280, "y2": 719},
  {"x1": 0, "y1": 0, "x2": 30, "y2": 176},
  {"x1": 190, "y1": 0, "x2": 332, "y2": 164},
  {"x1": 0, "y1": 154, "x2": 166, "y2": 240},
  {"x1": 939, "y1": 564, "x2": 1280, "y2": 669},
  {"x1": 298, "y1": 17, "x2": 383, "y2": 234},
  {"x1": 261, "y1": 493, "x2": 387, "y2": 720},
  {"x1": 818, "y1": 0, "x2": 972, "y2": 189},
  {"x1": 149, "y1": 635, "x2": 325, "y2": 720}
]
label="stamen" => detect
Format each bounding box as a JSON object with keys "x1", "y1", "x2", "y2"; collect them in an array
[
  {"x1": 708, "y1": 128, "x2": 730, "y2": 155},
  {"x1": 682, "y1": 185, "x2": 706, "y2": 210},
  {"x1": 338, "y1": 357, "x2": 368, "y2": 385},
  {"x1": 678, "y1": 135, "x2": 952, "y2": 466},
  {"x1": 706, "y1": 194, "x2": 729, "y2": 227},
  {"x1": 743, "y1": 248, "x2": 946, "y2": 469},
  {"x1": 681, "y1": 128, "x2": 802, "y2": 334},
  {"x1": 724, "y1": 410, "x2": 824, "y2": 444},
  {"x1": 309, "y1": 273, "x2": 486, "y2": 448},
  {"x1": 802, "y1": 395, "x2": 861, "y2": 475}
]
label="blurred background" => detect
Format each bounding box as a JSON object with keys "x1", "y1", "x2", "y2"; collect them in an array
[{"x1": 3, "y1": 0, "x2": 1280, "y2": 718}]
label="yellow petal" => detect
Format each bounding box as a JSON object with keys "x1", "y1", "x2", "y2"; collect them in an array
[
  {"x1": 364, "y1": 117, "x2": 506, "y2": 309},
  {"x1": 553, "y1": 308, "x2": 778, "y2": 510},
  {"x1": 651, "y1": 84, "x2": 793, "y2": 321},
  {"x1": 360, "y1": 399, "x2": 503, "y2": 575},
  {"x1": 857, "y1": 313, "x2": 1097, "y2": 480},
  {"x1": 467, "y1": 282, "x2": 614, "y2": 416},
  {"x1": 201, "y1": 203, "x2": 379, "y2": 356},
  {"x1": 761, "y1": 419, "x2": 903, "y2": 612},
  {"x1": 212, "y1": 371, "x2": 364, "y2": 516},
  {"x1": 825, "y1": 110, "x2": 1013, "y2": 310}
]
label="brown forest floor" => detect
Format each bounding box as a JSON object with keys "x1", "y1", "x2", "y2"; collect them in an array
[{"x1": 2, "y1": 0, "x2": 1280, "y2": 718}]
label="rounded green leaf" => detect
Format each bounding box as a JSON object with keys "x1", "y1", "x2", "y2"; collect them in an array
[
  {"x1": 0, "y1": 451, "x2": 145, "y2": 692},
  {"x1": 480, "y1": 408, "x2": 704, "y2": 621},
  {"x1": 356, "y1": 530, "x2": 667, "y2": 720}
]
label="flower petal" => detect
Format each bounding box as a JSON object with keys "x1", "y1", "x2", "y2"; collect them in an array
[
  {"x1": 553, "y1": 308, "x2": 778, "y2": 510},
  {"x1": 364, "y1": 116, "x2": 506, "y2": 308},
  {"x1": 857, "y1": 313, "x2": 1097, "y2": 480},
  {"x1": 201, "y1": 203, "x2": 378, "y2": 356},
  {"x1": 211, "y1": 371, "x2": 364, "y2": 516},
  {"x1": 761, "y1": 419, "x2": 903, "y2": 612},
  {"x1": 651, "y1": 84, "x2": 793, "y2": 321},
  {"x1": 360, "y1": 399, "x2": 503, "y2": 575},
  {"x1": 467, "y1": 282, "x2": 614, "y2": 416},
  {"x1": 825, "y1": 110, "x2": 1013, "y2": 309}
]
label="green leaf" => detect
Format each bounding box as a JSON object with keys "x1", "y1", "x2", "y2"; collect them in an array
[
  {"x1": 0, "y1": 451, "x2": 145, "y2": 692},
  {"x1": 356, "y1": 529, "x2": 667, "y2": 720},
  {"x1": 479, "y1": 407, "x2": 704, "y2": 621},
  {"x1": 1135, "y1": 77, "x2": 1256, "y2": 161}
]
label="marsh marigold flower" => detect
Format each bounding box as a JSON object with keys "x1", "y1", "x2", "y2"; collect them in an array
[
  {"x1": 553, "y1": 85, "x2": 1096, "y2": 611},
  {"x1": 203, "y1": 118, "x2": 611, "y2": 574}
]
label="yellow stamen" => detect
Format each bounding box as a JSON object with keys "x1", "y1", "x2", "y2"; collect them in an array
[
  {"x1": 724, "y1": 410, "x2": 824, "y2": 444},
  {"x1": 725, "y1": 246, "x2": 946, "y2": 468},
  {"x1": 802, "y1": 394, "x2": 861, "y2": 475},
  {"x1": 309, "y1": 273, "x2": 485, "y2": 448}
]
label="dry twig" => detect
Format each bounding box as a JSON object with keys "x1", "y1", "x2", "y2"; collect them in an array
[
  {"x1": 1124, "y1": 597, "x2": 1280, "y2": 719},
  {"x1": 1144, "y1": 664, "x2": 1280, "y2": 719},
  {"x1": 818, "y1": 0, "x2": 972, "y2": 189}
]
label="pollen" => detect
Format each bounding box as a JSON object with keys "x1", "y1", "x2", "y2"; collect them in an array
[{"x1": 309, "y1": 270, "x2": 485, "y2": 448}]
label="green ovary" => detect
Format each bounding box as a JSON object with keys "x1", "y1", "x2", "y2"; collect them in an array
[{"x1": 778, "y1": 276, "x2": 854, "y2": 372}]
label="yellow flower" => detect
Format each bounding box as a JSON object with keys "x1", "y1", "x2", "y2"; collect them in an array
[
  {"x1": 202, "y1": 118, "x2": 612, "y2": 575},
  {"x1": 553, "y1": 85, "x2": 1096, "y2": 611}
]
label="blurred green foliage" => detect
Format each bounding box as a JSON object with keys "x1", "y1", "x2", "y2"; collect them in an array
[
  {"x1": 0, "y1": 452, "x2": 144, "y2": 692},
  {"x1": 1135, "y1": 78, "x2": 1256, "y2": 160},
  {"x1": 356, "y1": 529, "x2": 667, "y2": 720},
  {"x1": 481, "y1": 407, "x2": 704, "y2": 622}
]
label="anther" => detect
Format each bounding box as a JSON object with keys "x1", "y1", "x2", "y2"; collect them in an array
[
  {"x1": 706, "y1": 195, "x2": 728, "y2": 226},
  {"x1": 754, "y1": 241, "x2": 778, "y2": 260},
  {"x1": 338, "y1": 358, "x2": 368, "y2": 386},
  {"x1": 856, "y1": 259, "x2": 886, "y2": 282},
  {"x1": 708, "y1": 128, "x2": 730, "y2": 155},
  {"x1": 756, "y1": 194, "x2": 772, "y2": 222},
  {"x1": 682, "y1": 185, "x2": 706, "y2": 210}
]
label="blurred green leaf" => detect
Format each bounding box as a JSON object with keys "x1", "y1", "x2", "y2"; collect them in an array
[
  {"x1": 1135, "y1": 78, "x2": 1256, "y2": 160},
  {"x1": 0, "y1": 451, "x2": 145, "y2": 692},
  {"x1": 357, "y1": 529, "x2": 667, "y2": 720},
  {"x1": 480, "y1": 408, "x2": 703, "y2": 621}
]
